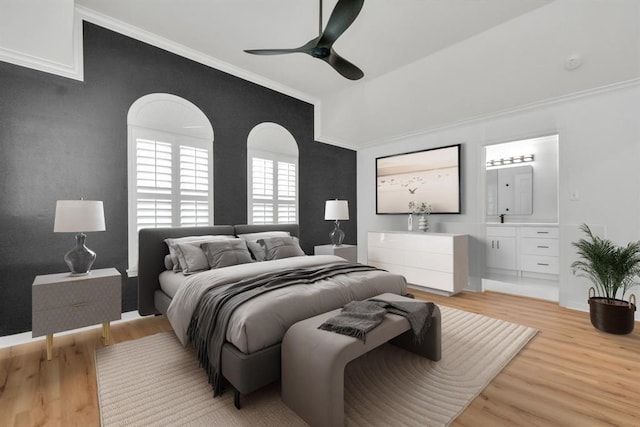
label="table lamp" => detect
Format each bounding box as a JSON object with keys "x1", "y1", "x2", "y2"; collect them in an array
[
  {"x1": 324, "y1": 199, "x2": 349, "y2": 246},
  {"x1": 54, "y1": 200, "x2": 106, "y2": 275}
]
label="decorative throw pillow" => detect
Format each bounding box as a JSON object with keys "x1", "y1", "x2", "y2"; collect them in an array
[
  {"x1": 174, "y1": 243, "x2": 210, "y2": 275},
  {"x1": 164, "y1": 235, "x2": 233, "y2": 271},
  {"x1": 201, "y1": 239, "x2": 253, "y2": 269},
  {"x1": 164, "y1": 254, "x2": 174, "y2": 271},
  {"x1": 259, "y1": 236, "x2": 305, "y2": 261},
  {"x1": 237, "y1": 231, "x2": 291, "y2": 261}
]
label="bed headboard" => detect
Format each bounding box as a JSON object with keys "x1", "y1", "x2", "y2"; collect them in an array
[{"x1": 137, "y1": 224, "x2": 300, "y2": 316}]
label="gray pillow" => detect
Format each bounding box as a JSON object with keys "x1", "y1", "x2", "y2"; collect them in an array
[
  {"x1": 237, "y1": 231, "x2": 291, "y2": 261},
  {"x1": 164, "y1": 235, "x2": 233, "y2": 271},
  {"x1": 174, "y1": 243, "x2": 210, "y2": 275},
  {"x1": 201, "y1": 239, "x2": 253, "y2": 269},
  {"x1": 164, "y1": 254, "x2": 174, "y2": 271},
  {"x1": 259, "y1": 236, "x2": 305, "y2": 260}
]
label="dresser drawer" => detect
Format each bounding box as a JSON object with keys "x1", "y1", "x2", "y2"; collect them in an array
[
  {"x1": 518, "y1": 227, "x2": 559, "y2": 238},
  {"x1": 32, "y1": 298, "x2": 121, "y2": 336},
  {"x1": 520, "y1": 254, "x2": 559, "y2": 274},
  {"x1": 519, "y1": 238, "x2": 559, "y2": 256}
]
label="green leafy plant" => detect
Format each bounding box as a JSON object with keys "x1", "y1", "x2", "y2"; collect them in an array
[
  {"x1": 408, "y1": 201, "x2": 432, "y2": 215},
  {"x1": 571, "y1": 223, "x2": 640, "y2": 301}
]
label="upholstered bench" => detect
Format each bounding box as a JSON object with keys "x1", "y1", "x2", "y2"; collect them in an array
[{"x1": 281, "y1": 293, "x2": 441, "y2": 427}]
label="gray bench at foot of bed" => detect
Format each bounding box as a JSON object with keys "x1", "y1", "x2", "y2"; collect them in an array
[{"x1": 281, "y1": 293, "x2": 441, "y2": 427}]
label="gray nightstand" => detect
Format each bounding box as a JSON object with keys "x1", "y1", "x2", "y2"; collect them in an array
[
  {"x1": 32, "y1": 267, "x2": 121, "y2": 360},
  {"x1": 314, "y1": 244, "x2": 358, "y2": 263}
]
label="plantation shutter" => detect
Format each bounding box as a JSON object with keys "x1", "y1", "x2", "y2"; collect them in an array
[
  {"x1": 135, "y1": 139, "x2": 173, "y2": 230},
  {"x1": 130, "y1": 135, "x2": 213, "y2": 276},
  {"x1": 249, "y1": 154, "x2": 297, "y2": 224},
  {"x1": 180, "y1": 145, "x2": 210, "y2": 227},
  {"x1": 277, "y1": 161, "x2": 297, "y2": 223}
]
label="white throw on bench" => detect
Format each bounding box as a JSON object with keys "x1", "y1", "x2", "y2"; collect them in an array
[{"x1": 281, "y1": 293, "x2": 442, "y2": 427}]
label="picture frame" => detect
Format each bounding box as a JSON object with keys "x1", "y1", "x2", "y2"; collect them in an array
[{"x1": 376, "y1": 144, "x2": 461, "y2": 214}]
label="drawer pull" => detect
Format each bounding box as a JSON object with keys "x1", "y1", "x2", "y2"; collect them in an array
[
  {"x1": 536, "y1": 231, "x2": 549, "y2": 234},
  {"x1": 71, "y1": 302, "x2": 88, "y2": 308},
  {"x1": 537, "y1": 245, "x2": 549, "y2": 249},
  {"x1": 537, "y1": 263, "x2": 549, "y2": 266}
]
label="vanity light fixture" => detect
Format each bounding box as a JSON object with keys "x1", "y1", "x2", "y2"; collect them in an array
[{"x1": 486, "y1": 154, "x2": 534, "y2": 168}]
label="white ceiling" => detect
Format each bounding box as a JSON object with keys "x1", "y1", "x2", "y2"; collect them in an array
[
  {"x1": 74, "y1": 0, "x2": 640, "y2": 149},
  {"x1": 77, "y1": 0, "x2": 550, "y2": 96}
]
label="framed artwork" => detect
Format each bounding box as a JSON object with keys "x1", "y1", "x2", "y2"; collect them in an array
[{"x1": 376, "y1": 144, "x2": 461, "y2": 214}]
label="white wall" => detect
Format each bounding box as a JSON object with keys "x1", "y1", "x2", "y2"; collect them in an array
[
  {"x1": 323, "y1": 0, "x2": 640, "y2": 147},
  {"x1": 357, "y1": 82, "x2": 640, "y2": 319},
  {"x1": 0, "y1": 0, "x2": 82, "y2": 80}
]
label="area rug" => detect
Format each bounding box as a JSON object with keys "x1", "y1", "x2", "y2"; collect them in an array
[{"x1": 95, "y1": 306, "x2": 537, "y2": 426}]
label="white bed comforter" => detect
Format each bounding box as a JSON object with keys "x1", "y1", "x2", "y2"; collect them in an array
[{"x1": 167, "y1": 255, "x2": 407, "y2": 353}]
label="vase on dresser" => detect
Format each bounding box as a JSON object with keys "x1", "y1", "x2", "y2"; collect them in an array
[
  {"x1": 408, "y1": 214, "x2": 413, "y2": 231},
  {"x1": 418, "y1": 215, "x2": 428, "y2": 232}
]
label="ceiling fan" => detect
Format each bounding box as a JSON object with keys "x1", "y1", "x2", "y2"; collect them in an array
[{"x1": 244, "y1": 0, "x2": 365, "y2": 80}]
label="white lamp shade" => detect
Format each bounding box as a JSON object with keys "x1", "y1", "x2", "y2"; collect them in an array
[
  {"x1": 324, "y1": 200, "x2": 349, "y2": 221},
  {"x1": 54, "y1": 200, "x2": 106, "y2": 233}
]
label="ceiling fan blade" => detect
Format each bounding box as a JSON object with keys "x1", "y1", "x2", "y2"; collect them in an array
[
  {"x1": 244, "y1": 38, "x2": 318, "y2": 56},
  {"x1": 244, "y1": 48, "x2": 306, "y2": 56},
  {"x1": 318, "y1": 0, "x2": 364, "y2": 47},
  {"x1": 323, "y1": 49, "x2": 364, "y2": 80}
]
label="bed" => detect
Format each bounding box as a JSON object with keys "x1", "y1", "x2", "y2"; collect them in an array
[{"x1": 137, "y1": 224, "x2": 409, "y2": 406}]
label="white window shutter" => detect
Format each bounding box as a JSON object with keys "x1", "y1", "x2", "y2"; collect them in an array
[
  {"x1": 134, "y1": 137, "x2": 212, "y2": 232},
  {"x1": 249, "y1": 154, "x2": 297, "y2": 225}
]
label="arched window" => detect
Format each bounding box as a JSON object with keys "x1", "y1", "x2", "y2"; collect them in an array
[
  {"x1": 247, "y1": 123, "x2": 298, "y2": 224},
  {"x1": 127, "y1": 93, "x2": 214, "y2": 275}
]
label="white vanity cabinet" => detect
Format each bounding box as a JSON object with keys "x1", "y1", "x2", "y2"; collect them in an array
[
  {"x1": 367, "y1": 231, "x2": 469, "y2": 295},
  {"x1": 486, "y1": 227, "x2": 517, "y2": 270},
  {"x1": 518, "y1": 226, "x2": 559, "y2": 275},
  {"x1": 485, "y1": 225, "x2": 559, "y2": 277}
]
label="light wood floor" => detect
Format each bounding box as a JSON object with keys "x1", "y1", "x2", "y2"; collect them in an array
[{"x1": 1, "y1": 290, "x2": 639, "y2": 426}]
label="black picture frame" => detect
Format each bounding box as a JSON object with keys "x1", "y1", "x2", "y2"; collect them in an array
[{"x1": 376, "y1": 144, "x2": 462, "y2": 215}]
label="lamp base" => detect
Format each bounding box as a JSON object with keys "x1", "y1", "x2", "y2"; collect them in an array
[
  {"x1": 64, "y1": 233, "x2": 97, "y2": 275},
  {"x1": 329, "y1": 221, "x2": 345, "y2": 246}
]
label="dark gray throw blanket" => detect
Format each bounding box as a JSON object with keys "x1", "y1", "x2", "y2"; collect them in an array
[
  {"x1": 186, "y1": 262, "x2": 381, "y2": 396},
  {"x1": 318, "y1": 298, "x2": 435, "y2": 343}
]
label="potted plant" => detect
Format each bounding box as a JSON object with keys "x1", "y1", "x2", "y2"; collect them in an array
[
  {"x1": 408, "y1": 201, "x2": 432, "y2": 232},
  {"x1": 571, "y1": 223, "x2": 639, "y2": 334}
]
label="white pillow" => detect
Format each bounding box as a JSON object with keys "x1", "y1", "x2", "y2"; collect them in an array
[{"x1": 237, "y1": 231, "x2": 291, "y2": 261}]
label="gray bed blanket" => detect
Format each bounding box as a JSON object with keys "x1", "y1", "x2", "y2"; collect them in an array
[
  {"x1": 318, "y1": 299, "x2": 435, "y2": 343},
  {"x1": 187, "y1": 262, "x2": 381, "y2": 396}
]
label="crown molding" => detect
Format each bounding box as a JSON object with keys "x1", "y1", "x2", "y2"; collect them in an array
[
  {"x1": 75, "y1": 5, "x2": 319, "y2": 107},
  {"x1": 0, "y1": 12, "x2": 84, "y2": 81},
  {"x1": 356, "y1": 77, "x2": 640, "y2": 150}
]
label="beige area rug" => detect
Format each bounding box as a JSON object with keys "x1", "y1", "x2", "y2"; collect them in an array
[{"x1": 95, "y1": 306, "x2": 537, "y2": 426}]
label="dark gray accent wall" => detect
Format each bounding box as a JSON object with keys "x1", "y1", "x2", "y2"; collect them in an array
[{"x1": 0, "y1": 22, "x2": 357, "y2": 337}]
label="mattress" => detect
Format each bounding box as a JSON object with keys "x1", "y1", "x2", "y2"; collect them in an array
[
  {"x1": 167, "y1": 255, "x2": 407, "y2": 354},
  {"x1": 159, "y1": 270, "x2": 186, "y2": 298}
]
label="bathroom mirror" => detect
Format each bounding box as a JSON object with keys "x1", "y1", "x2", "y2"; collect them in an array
[{"x1": 486, "y1": 165, "x2": 533, "y2": 216}]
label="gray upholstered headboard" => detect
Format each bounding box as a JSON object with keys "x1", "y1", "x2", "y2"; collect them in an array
[{"x1": 137, "y1": 224, "x2": 300, "y2": 316}]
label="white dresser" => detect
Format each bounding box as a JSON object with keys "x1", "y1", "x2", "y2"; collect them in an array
[{"x1": 367, "y1": 231, "x2": 469, "y2": 295}]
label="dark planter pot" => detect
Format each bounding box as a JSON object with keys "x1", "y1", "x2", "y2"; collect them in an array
[{"x1": 588, "y1": 296, "x2": 636, "y2": 335}]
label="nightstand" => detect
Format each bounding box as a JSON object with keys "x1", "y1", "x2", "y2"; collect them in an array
[
  {"x1": 314, "y1": 244, "x2": 358, "y2": 263},
  {"x1": 32, "y1": 267, "x2": 121, "y2": 360}
]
